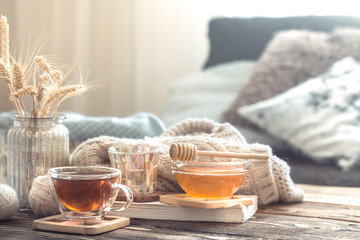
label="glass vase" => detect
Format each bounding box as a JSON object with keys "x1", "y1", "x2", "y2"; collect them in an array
[{"x1": 7, "y1": 115, "x2": 70, "y2": 210}]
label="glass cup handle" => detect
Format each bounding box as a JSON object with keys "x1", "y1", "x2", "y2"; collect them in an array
[{"x1": 111, "y1": 183, "x2": 133, "y2": 211}]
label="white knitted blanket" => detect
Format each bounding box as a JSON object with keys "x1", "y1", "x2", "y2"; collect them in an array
[{"x1": 71, "y1": 118, "x2": 304, "y2": 205}]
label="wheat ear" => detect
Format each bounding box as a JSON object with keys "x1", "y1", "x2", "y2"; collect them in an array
[
  {"x1": 52, "y1": 84, "x2": 87, "y2": 117},
  {"x1": 12, "y1": 61, "x2": 26, "y2": 90},
  {"x1": 0, "y1": 15, "x2": 10, "y2": 65},
  {"x1": 0, "y1": 16, "x2": 24, "y2": 117},
  {"x1": 11, "y1": 61, "x2": 29, "y2": 116},
  {"x1": 0, "y1": 59, "x2": 12, "y2": 84},
  {"x1": 9, "y1": 86, "x2": 37, "y2": 101},
  {"x1": 39, "y1": 84, "x2": 87, "y2": 117},
  {"x1": 34, "y1": 56, "x2": 51, "y2": 73},
  {"x1": 0, "y1": 59, "x2": 24, "y2": 117},
  {"x1": 37, "y1": 85, "x2": 47, "y2": 102}
]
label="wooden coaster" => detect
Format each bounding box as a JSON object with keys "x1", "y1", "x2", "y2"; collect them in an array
[
  {"x1": 160, "y1": 194, "x2": 256, "y2": 209},
  {"x1": 116, "y1": 191, "x2": 165, "y2": 202},
  {"x1": 33, "y1": 214, "x2": 130, "y2": 235}
]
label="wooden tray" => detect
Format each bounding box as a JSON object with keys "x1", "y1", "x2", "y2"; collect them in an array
[
  {"x1": 114, "y1": 194, "x2": 258, "y2": 223},
  {"x1": 33, "y1": 214, "x2": 130, "y2": 235}
]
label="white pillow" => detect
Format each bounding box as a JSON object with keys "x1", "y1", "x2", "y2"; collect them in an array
[{"x1": 238, "y1": 57, "x2": 360, "y2": 170}]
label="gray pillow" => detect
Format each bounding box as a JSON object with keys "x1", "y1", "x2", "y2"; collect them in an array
[
  {"x1": 204, "y1": 16, "x2": 360, "y2": 68},
  {"x1": 223, "y1": 28, "x2": 360, "y2": 128}
]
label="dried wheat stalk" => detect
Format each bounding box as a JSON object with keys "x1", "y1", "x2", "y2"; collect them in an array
[
  {"x1": 0, "y1": 15, "x2": 87, "y2": 118},
  {"x1": 0, "y1": 16, "x2": 24, "y2": 117},
  {"x1": 0, "y1": 59, "x2": 12, "y2": 84},
  {"x1": 0, "y1": 15, "x2": 10, "y2": 65},
  {"x1": 39, "y1": 84, "x2": 87, "y2": 117}
]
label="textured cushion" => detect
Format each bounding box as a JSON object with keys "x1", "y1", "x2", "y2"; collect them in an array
[
  {"x1": 238, "y1": 57, "x2": 360, "y2": 170},
  {"x1": 223, "y1": 28, "x2": 360, "y2": 127},
  {"x1": 204, "y1": 16, "x2": 360, "y2": 69}
]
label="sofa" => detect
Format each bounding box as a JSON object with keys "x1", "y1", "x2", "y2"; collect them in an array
[{"x1": 163, "y1": 15, "x2": 360, "y2": 187}]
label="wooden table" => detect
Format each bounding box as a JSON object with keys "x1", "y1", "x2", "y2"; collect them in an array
[{"x1": 1, "y1": 184, "x2": 359, "y2": 239}]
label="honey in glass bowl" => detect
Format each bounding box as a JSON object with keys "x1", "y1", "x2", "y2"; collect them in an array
[{"x1": 174, "y1": 160, "x2": 249, "y2": 198}]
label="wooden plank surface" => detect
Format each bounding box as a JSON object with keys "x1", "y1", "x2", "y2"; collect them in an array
[
  {"x1": 258, "y1": 201, "x2": 360, "y2": 223},
  {"x1": 1, "y1": 210, "x2": 360, "y2": 240},
  {"x1": 256, "y1": 184, "x2": 360, "y2": 223},
  {"x1": 297, "y1": 184, "x2": 360, "y2": 206},
  {"x1": 0, "y1": 184, "x2": 359, "y2": 239}
]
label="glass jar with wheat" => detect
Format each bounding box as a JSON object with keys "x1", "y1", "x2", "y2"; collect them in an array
[{"x1": 0, "y1": 16, "x2": 87, "y2": 210}]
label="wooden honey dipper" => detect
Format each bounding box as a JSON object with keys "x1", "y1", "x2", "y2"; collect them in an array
[{"x1": 169, "y1": 143, "x2": 268, "y2": 161}]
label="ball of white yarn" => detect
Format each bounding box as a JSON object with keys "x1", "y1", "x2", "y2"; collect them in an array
[
  {"x1": 0, "y1": 184, "x2": 19, "y2": 221},
  {"x1": 29, "y1": 175, "x2": 59, "y2": 217}
]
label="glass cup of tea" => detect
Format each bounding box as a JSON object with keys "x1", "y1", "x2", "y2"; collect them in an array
[
  {"x1": 48, "y1": 166, "x2": 133, "y2": 220},
  {"x1": 108, "y1": 145, "x2": 160, "y2": 195}
]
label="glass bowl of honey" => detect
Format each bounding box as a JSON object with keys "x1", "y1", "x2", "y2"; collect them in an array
[{"x1": 173, "y1": 158, "x2": 249, "y2": 198}]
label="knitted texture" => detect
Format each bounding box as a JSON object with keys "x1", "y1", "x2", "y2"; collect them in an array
[{"x1": 71, "y1": 118, "x2": 304, "y2": 205}]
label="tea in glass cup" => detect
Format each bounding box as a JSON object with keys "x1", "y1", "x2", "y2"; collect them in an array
[
  {"x1": 48, "y1": 166, "x2": 133, "y2": 220},
  {"x1": 108, "y1": 145, "x2": 160, "y2": 195}
]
